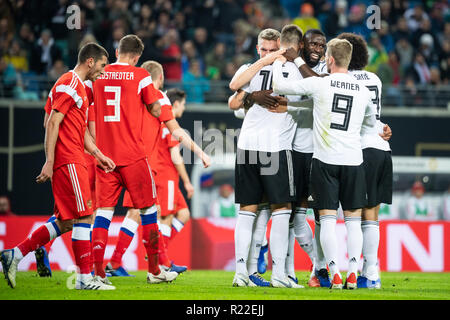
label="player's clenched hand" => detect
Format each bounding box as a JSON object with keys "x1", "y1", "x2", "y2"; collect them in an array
[
  {"x1": 184, "y1": 181, "x2": 194, "y2": 199},
  {"x1": 36, "y1": 161, "x2": 53, "y2": 184},
  {"x1": 283, "y1": 47, "x2": 298, "y2": 62},
  {"x1": 251, "y1": 90, "x2": 279, "y2": 109},
  {"x1": 380, "y1": 123, "x2": 392, "y2": 141},
  {"x1": 201, "y1": 152, "x2": 211, "y2": 168},
  {"x1": 267, "y1": 104, "x2": 288, "y2": 113},
  {"x1": 97, "y1": 155, "x2": 116, "y2": 173}
]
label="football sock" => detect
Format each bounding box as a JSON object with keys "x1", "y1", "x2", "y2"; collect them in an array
[
  {"x1": 235, "y1": 210, "x2": 256, "y2": 276},
  {"x1": 43, "y1": 215, "x2": 57, "y2": 254},
  {"x1": 344, "y1": 216, "x2": 363, "y2": 277},
  {"x1": 319, "y1": 215, "x2": 340, "y2": 278},
  {"x1": 285, "y1": 220, "x2": 296, "y2": 278},
  {"x1": 361, "y1": 219, "x2": 380, "y2": 280},
  {"x1": 314, "y1": 219, "x2": 327, "y2": 270},
  {"x1": 72, "y1": 223, "x2": 92, "y2": 276},
  {"x1": 159, "y1": 223, "x2": 172, "y2": 267},
  {"x1": 170, "y1": 217, "x2": 184, "y2": 241},
  {"x1": 293, "y1": 207, "x2": 315, "y2": 265},
  {"x1": 247, "y1": 206, "x2": 270, "y2": 275},
  {"x1": 140, "y1": 205, "x2": 160, "y2": 275},
  {"x1": 92, "y1": 209, "x2": 113, "y2": 278},
  {"x1": 17, "y1": 220, "x2": 61, "y2": 258},
  {"x1": 110, "y1": 217, "x2": 139, "y2": 269},
  {"x1": 270, "y1": 210, "x2": 290, "y2": 279}
]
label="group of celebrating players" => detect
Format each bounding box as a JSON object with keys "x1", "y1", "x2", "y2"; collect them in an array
[
  {"x1": 1, "y1": 23, "x2": 393, "y2": 292},
  {"x1": 228, "y1": 25, "x2": 392, "y2": 289},
  {"x1": 1, "y1": 35, "x2": 210, "y2": 290}
]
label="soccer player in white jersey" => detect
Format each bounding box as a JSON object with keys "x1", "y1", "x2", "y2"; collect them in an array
[
  {"x1": 272, "y1": 38, "x2": 376, "y2": 289},
  {"x1": 337, "y1": 33, "x2": 393, "y2": 289},
  {"x1": 229, "y1": 28, "x2": 303, "y2": 289}
]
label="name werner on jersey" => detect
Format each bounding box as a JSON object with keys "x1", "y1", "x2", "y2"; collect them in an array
[
  {"x1": 330, "y1": 80, "x2": 360, "y2": 91},
  {"x1": 99, "y1": 71, "x2": 135, "y2": 80}
]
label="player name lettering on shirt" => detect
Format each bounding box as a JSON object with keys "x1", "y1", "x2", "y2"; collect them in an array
[
  {"x1": 330, "y1": 80, "x2": 360, "y2": 91},
  {"x1": 353, "y1": 73, "x2": 369, "y2": 81},
  {"x1": 99, "y1": 71, "x2": 134, "y2": 80}
]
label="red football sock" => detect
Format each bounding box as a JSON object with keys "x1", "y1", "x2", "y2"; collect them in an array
[
  {"x1": 72, "y1": 240, "x2": 91, "y2": 275},
  {"x1": 92, "y1": 227, "x2": 108, "y2": 278},
  {"x1": 17, "y1": 224, "x2": 51, "y2": 257},
  {"x1": 110, "y1": 228, "x2": 134, "y2": 270},
  {"x1": 142, "y1": 223, "x2": 160, "y2": 275},
  {"x1": 158, "y1": 230, "x2": 171, "y2": 268},
  {"x1": 44, "y1": 239, "x2": 55, "y2": 254}
]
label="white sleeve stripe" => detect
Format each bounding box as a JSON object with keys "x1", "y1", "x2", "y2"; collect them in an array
[
  {"x1": 55, "y1": 85, "x2": 83, "y2": 108},
  {"x1": 69, "y1": 73, "x2": 76, "y2": 90},
  {"x1": 137, "y1": 76, "x2": 153, "y2": 94},
  {"x1": 84, "y1": 80, "x2": 93, "y2": 90}
]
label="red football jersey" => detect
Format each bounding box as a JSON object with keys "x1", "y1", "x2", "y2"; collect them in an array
[
  {"x1": 145, "y1": 90, "x2": 174, "y2": 168},
  {"x1": 45, "y1": 71, "x2": 89, "y2": 170},
  {"x1": 93, "y1": 62, "x2": 163, "y2": 166},
  {"x1": 153, "y1": 123, "x2": 179, "y2": 179}
]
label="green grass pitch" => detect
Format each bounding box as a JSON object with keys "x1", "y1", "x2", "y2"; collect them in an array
[{"x1": 1, "y1": 270, "x2": 449, "y2": 300}]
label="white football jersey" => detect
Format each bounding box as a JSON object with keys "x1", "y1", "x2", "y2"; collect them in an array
[
  {"x1": 349, "y1": 70, "x2": 390, "y2": 152},
  {"x1": 237, "y1": 63, "x2": 297, "y2": 152},
  {"x1": 290, "y1": 61, "x2": 329, "y2": 153},
  {"x1": 273, "y1": 61, "x2": 375, "y2": 166}
]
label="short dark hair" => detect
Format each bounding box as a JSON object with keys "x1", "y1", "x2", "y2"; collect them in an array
[
  {"x1": 77, "y1": 42, "x2": 108, "y2": 64},
  {"x1": 281, "y1": 24, "x2": 303, "y2": 45},
  {"x1": 166, "y1": 88, "x2": 186, "y2": 105},
  {"x1": 118, "y1": 34, "x2": 145, "y2": 56},
  {"x1": 304, "y1": 29, "x2": 325, "y2": 39},
  {"x1": 337, "y1": 32, "x2": 368, "y2": 70}
]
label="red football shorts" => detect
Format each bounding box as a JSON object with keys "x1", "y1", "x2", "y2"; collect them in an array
[
  {"x1": 122, "y1": 167, "x2": 159, "y2": 209},
  {"x1": 84, "y1": 153, "x2": 97, "y2": 211},
  {"x1": 156, "y1": 177, "x2": 188, "y2": 217},
  {"x1": 52, "y1": 163, "x2": 94, "y2": 220},
  {"x1": 96, "y1": 157, "x2": 157, "y2": 209}
]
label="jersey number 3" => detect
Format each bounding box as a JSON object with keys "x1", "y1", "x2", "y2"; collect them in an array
[
  {"x1": 330, "y1": 93, "x2": 353, "y2": 131},
  {"x1": 104, "y1": 86, "x2": 121, "y2": 122}
]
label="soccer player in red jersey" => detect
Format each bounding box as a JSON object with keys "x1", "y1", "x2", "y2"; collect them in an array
[
  {"x1": 106, "y1": 61, "x2": 209, "y2": 277},
  {"x1": 0, "y1": 43, "x2": 116, "y2": 290}
]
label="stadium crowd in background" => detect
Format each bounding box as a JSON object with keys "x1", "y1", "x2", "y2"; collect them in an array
[{"x1": 0, "y1": 0, "x2": 449, "y2": 104}]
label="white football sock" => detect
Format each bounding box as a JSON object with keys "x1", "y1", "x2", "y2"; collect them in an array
[
  {"x1": 319, "y1": 215, "x2": 340, "y2": 278},
  {"x1": 314, "y1": 219, "x2": 327, "y2": 271},
  {"x1": 247, "y1": 206, "x2": 270, "y2": 274},
  {"x1": 361, "y1": 220, "x2": 380, "y2": 280},
  {"x1": 344, "y1": 216, "x2": 363, "y2": 277},
  {"x1": 270, "y1": 210, "x2": 291, "y2": 279},
  {"x1": 235, "y1": 211, "x2": 256, "y2": 276},
  {"x1": 293, "y1": 208, "x2": 315, "y2": 265},
  {"x1": 285, "y1": 221, "x2": 296, "y2": 278}
]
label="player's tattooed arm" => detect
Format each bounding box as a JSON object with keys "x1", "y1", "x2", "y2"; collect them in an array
[
  {"x1": 147, "y1": 101, "x2": 161, "y2": 118},
  {"x1": 36, "y1": 110, "x2": 65, "y2": 183}
]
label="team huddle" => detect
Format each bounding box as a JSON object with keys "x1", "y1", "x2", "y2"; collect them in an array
[
  {"x1": 1, "y1": 35, "x2": 210, "y2": 290},
  {"x1": 229, "y1": 25, "x2": 392, "y2": 289}
]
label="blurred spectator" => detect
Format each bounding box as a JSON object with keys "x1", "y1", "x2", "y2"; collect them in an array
[
  {"x1": 395, "y1": 37, "x2": 414, "y2": 74},
  {"x1": 441, "y1": 185, "x2": 450, "y2": 221},
  {"x1": 429, "y1": 2, "x2": 447, "y2": 37},
  {"x1": 0, "y1": 18, "x2": 13, "y2": 55},
  {"x1": 232, "y1": 20, "x2": 256, "y2": 58},
  {"x1": 221, "y1": 61, "x2": 238, "y2": 81},
  {"x1": 181, "y1": 40, "x2": 204, "y2": 75},
  {"x1": 216, "y1": 0, "x2": 245, "y2": 35},
  {"x1": 377, "y1": 21, "x2": 395, "y2": 53},
  {"x1": 106, "y1": 27, "x2": 126, "y2": 60},
  {"x1": 379, "y1": 0, "x2": 396, "y2": 26},
  {"x1": 344, "y1": 3, "x2": 370, "y2": 40},
  {"x1": 417, "y1": 33, "x2": 439, "y2": 67},
  {"x1": 31, "y1": 29, "x2": 62, "y2": 75},
  {"x1": 404, "y1": 181, "x2": 437, "y2": 221},
  {"x1": 173, "y1": 11, "x2": 188, "y2": 43},
  {"x1": 17, "y1": 23, "x2": 35, "y2": 62},
  {"x1": 194, "y1": 0, "x2": 218, "y2": 32},
  {"x1": 193, "y1": 27, "x2": 210, "y2": 59},
  {"x1": 182, "y1": 59, "x2": 210, "y2": 103},
  {"x1": 161, "y1": 29, "x2": 182, "y2": 81},
  {"x1": 439, "y1": 39, "x2": 450, "y2": 84},
  {"x1": 322, "y1": 0, "x2": 348, "y2": 38},
  {"x1": 0, "y1": 56, "x2": 17, "y2": 97},
  {"x1": 210, "y1": 184, "x2": 238, "y2": 218},
  {"x1": 49, "y1": 0, "x2": 70, "y2": 40},
  {"x1": 392, "y1": 16, "x2": 411, "y2": 43},
  {"x1": 438, "y1": 22, "x2": 450, "y2": 49},
  {"x1": 205, "y1": 42, "x2": 227, "y2": 80},
  {"x1": 0, "y1": 195, "x2": 15, "y2": 216},
  {"x1": 292, "y1": 3, "x2": 321, "y2": 34},
  {"x1": 3, "y1": 39, "x2": 29, "y2": 73},
  {"x1": 155, "y1": 11, "x2": 172, "y2": 38},
  {"x1": 48, "y1": 59, "x2": 69, "y2": 81},
  {"x1": 407, "y1": 52, "x2": 431, "y2": 85},
  {"x1": 404, "y1": 2, "x2": 429, "y2": 33},
  {"x1": 366, "y1": 33, "x2": 389, "y2": 74},
  {"x1": 13, "y1": 74, "x2": 39, "y2": 101}
]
